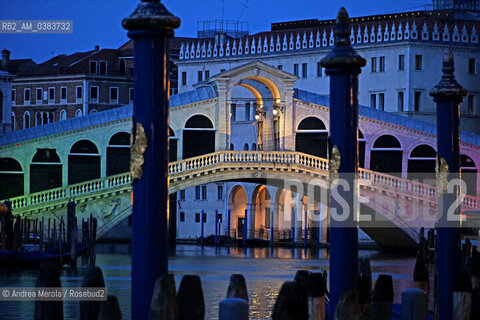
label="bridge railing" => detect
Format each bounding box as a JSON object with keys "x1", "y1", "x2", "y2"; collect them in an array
[
  {"x1": 169, "y1": 150, "x2": 478, "y2": 208},
  {"x1": 10, "y1": 172, "x2": 131, "y2": 211},
  {"x1": 9, "y1": 150, "x2": 480, "y2": 213}
]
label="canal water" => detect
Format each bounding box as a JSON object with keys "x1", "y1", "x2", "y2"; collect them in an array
[{"x1": 0, "y1": 244, "x2": 422, "y2": 319}]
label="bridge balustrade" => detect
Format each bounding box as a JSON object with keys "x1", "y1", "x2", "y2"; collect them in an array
[{"x1": 7, "y1": 151, "x2": 480, "y2": 220}]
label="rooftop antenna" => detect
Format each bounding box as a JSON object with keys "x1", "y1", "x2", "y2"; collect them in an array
[
  {"x1": 221, "y1": 0, "x2": 225, "y2": 20},
  {"x1": 239, "y1": 0, "x2": 250, "y2": 20}
]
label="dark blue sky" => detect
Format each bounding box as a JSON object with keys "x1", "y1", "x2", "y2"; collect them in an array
[{"x1": 0, "y1": 0, "x2": 430, "y2": 63}]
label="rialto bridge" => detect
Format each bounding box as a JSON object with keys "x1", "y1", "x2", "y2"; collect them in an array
[{"x1": 1, "y1": 62, "x2": 480, "y2": 249}]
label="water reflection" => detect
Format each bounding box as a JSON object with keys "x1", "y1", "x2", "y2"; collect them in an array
[{"x1": 0, "y1": 244, "x2": 418, "y2": 319}]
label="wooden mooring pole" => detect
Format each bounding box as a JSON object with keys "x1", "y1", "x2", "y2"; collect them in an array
[
  {"x1": 430, "y1": 50, "x2": 467, "y2": 320},
  {"x1": 319, "y1": 7, "x2": 366, "y2": 315},
  {"x1": 122, "y1": 2, "x2": 180, "y2": 318}
]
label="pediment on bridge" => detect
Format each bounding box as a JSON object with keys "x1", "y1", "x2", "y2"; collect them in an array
[
  {"x1": 212, "y1": 61, "x2": 298, "y2": 103},
  {"x1": 213, "y1": 61, "x2": 298, "y2": 82}
]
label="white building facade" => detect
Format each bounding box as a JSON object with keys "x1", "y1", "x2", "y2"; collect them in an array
[
  {"x1": 177, "y1": 9, "x2": 480, "y2": 134},
  {"x1": 172, "y1": 8, "x2": 480, "y2": 242}
]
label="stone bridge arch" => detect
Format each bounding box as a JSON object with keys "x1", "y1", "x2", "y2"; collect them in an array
[{"x1": 212, "y1": 61, "x2": 298, "y2": 152}]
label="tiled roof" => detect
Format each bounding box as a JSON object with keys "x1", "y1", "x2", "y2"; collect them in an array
[
  {"x1": 0, "y1": 87, "x2": 218, "y2": 146},
  {"x1": 3, "y1": 87, "x2": 479, "y2": 147},
  {"x1": 169, "y1": 86, "x2": 218, "y2": 107},
  {"x1": 0, "y1": 105, "x2": 133, "y2": 147},
  {"x1": 294, "y1": 88, "x2": 480, "y2": 146}
]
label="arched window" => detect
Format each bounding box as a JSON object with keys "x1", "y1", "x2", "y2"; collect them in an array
[
  {"x1": 169, "y1": 127, "x2": 178, "y2": 162},
  {"x1": 68, "y1": 140, "x2": 100, "y2": 184},
  {"x1": 295, "y1": 117, "x2": 328, "y2": 158},
  {"x1": 370, "y1": 135, "x2": 403, "y2": 176},
  {"x1": 30, "y1": 149, "x2": 62, "y2": 193},
  {"x1": 185, "y1": 115, "x2": 214, "y2": 128},
  {"x1": 36, "y1": 112, "x2": 42, "y2": 126},
  {"x1": 230, "y1": 143, "x2": 235, "y2": 150},
  {"x1": 107, "y1": 132, "x2": 131, "y2": 176},
  {"x1": 11, "y1": 112, "x2": 15, "y2": 131},
  {"x1": 461, "y1": 155, "x2": 477, "y2": 196},
  {"x1": 408, "y1": 145, "x2": 436, "y2": 184},
  {"x1": 0, "y1": 157, "x2": 24, "y2": 199},
  {"x1": 60, "y1": 109, "x2": 67, "y2": 121},
  {"x1": 23, "y1": 112, "x2": 30, "y2": 129},
  {"x1": 75, "y1": 109, "x2": 83, "y2": 118},
  {"x1": 244, "y1": 143, "x2": 249, "y2": 151},
  {"x1": 358, "y1": 130, "x2": 366, "y2": 168},
  {"x1": 183, "y1": 115, "x2": 215, "y2": 159},
  {"x1": 89, "y1": 109, "x2": 98, "y2": 114},
  {"x1": 252, "y1": 143, "x2": 257, "y2": 151},
  {"x1": 119, "y1": 59, "x2": 126, "y2": 76}
]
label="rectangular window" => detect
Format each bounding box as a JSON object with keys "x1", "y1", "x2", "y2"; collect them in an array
[
  {"x1": 197, "y1": 70, "x2": 203, "y2": 82},
  {"x1": 220, "y1": 68, "x2": 226, "y2": 73},
  {"x1": 293, "y1": 63, "x2": 299, "y2": 76},
  {"x1": 202, "y1": 212, "x2": 207, "y2": 223},
  {"x1": 217, "y1": 185, "x2": 223, "y2": 200},
  {"x1": 195, "y1": 186, "x2": 201, "y2": 200},
  {"x1": 48, "y1": 87, "x2": 55, "y2": 103},
  {"x1": 379, "y1": 56, "x2": 385, "y2": 72},
  {"x1": 179, "y1": 212, "x2": 185, "y2": 222},
  {"x1": 89, "y1": 60, "x2": 97, "y2": 74},
  {"x1": 379, "y1": 93, "x2": 385, "y2": 111},
  {"x1": 468, "y1": 94, "x2": 475, "y2": 115},
  {"x1": 110, "y1": 87, "x2": 119, "y2": 104},
  {"x1": 76, "y1": 86, "x2": 83, "y2": 102},
  {"x1": 99, "y1": 60, "x2": 107, "y2": 75},
  {"x1": 302, "y1": 63, "x2": 307, "y2": 78},
  {"x1": 370, "y1": 93, "x2": 376, "y2": 109},
  {"x1": 179, "y1": 189, "x2": 185, "y2": 200},
  {"x1": 415, "y1": 55, "x2": 422, "y2": 70},
  {"x1": 317, "y1": 62, "x2": 322, "y2": 77},
  {"x1": 244, "y1": 102, "x2": 250, "y2": 121},
  {"x1": 36, "y1": 88, "x2": 43, "y2": 102},
  {"x1": 201, "y1": 185, "x2": 207, "y2": 200},
  {"x1": 90, "y1": 86, "x2": 99, "y2": 102},
  {"x1": 129, "y1": 88, "x2": 134, "y2": 103},
  {"x1": 11, "y1": 89, "x2": 15, "y2": 104},
  {"x1": 398, "y1": 54, "x2": 405, "y2": 71},
  {"x1": 277, "y1": 65, "x2": 283, "y2": 70},
  {"x1": 469, "y1": 58, "x2": 476, "y2": 74},
  {"x1": 181, "y1": 72, "x2": 187, "y2": 86},
  {"x1": 24, "y1": 88, "x2": 31, "y2": 104},
  {"x1": 398, "y1": 91, "x2": 404, "y2": 111},
  {"x1": 231, "y1": 103, "x2": 236, "y2": 122},
  {"x1": 195, "y1": 213, "x2": 200, "y2": 223},
  {"x1": 414, "y1": 91, "x2": 421, "y2": 111},
  {"x1": 60, "y1": 87, "x2": 67, "y2": 101},
  {"x1": 217, "y1": 214, "x2": 223, "y2": 223},
  {"x1": 371, "y1": 57, "x2": 377, "y2": 72},
  {"x1": 205, "y1": 70, "x2": 210, "y2": 79}
]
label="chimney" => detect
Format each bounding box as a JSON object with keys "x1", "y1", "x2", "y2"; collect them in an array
[
  {"x1": 94, "y1": 45, "x2": 100, "y2": 51},
  {"x1": 2, "y1": 49, "x2": 10, "y2": 70}
]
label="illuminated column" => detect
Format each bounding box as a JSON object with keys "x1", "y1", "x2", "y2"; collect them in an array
[
  {"x1": 247, "y1": 202, "x2": 256, "y2": 238},
  {"x1": 320, "y1": 7, "x2": 366, "y2": 315},
  {"x1": 122, "y1": 1, "x2": 180, "y2": 319},
  {"x1": 270, "y1": 199, "x2": 277, "y2": 246},
  {"x1": 429, "y1": 50, "x2": 466, "y2": 320}
]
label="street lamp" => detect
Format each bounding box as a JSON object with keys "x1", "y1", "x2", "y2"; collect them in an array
[{"x1": 272, "y1": 103, "x2": 285, "y2": 117}]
